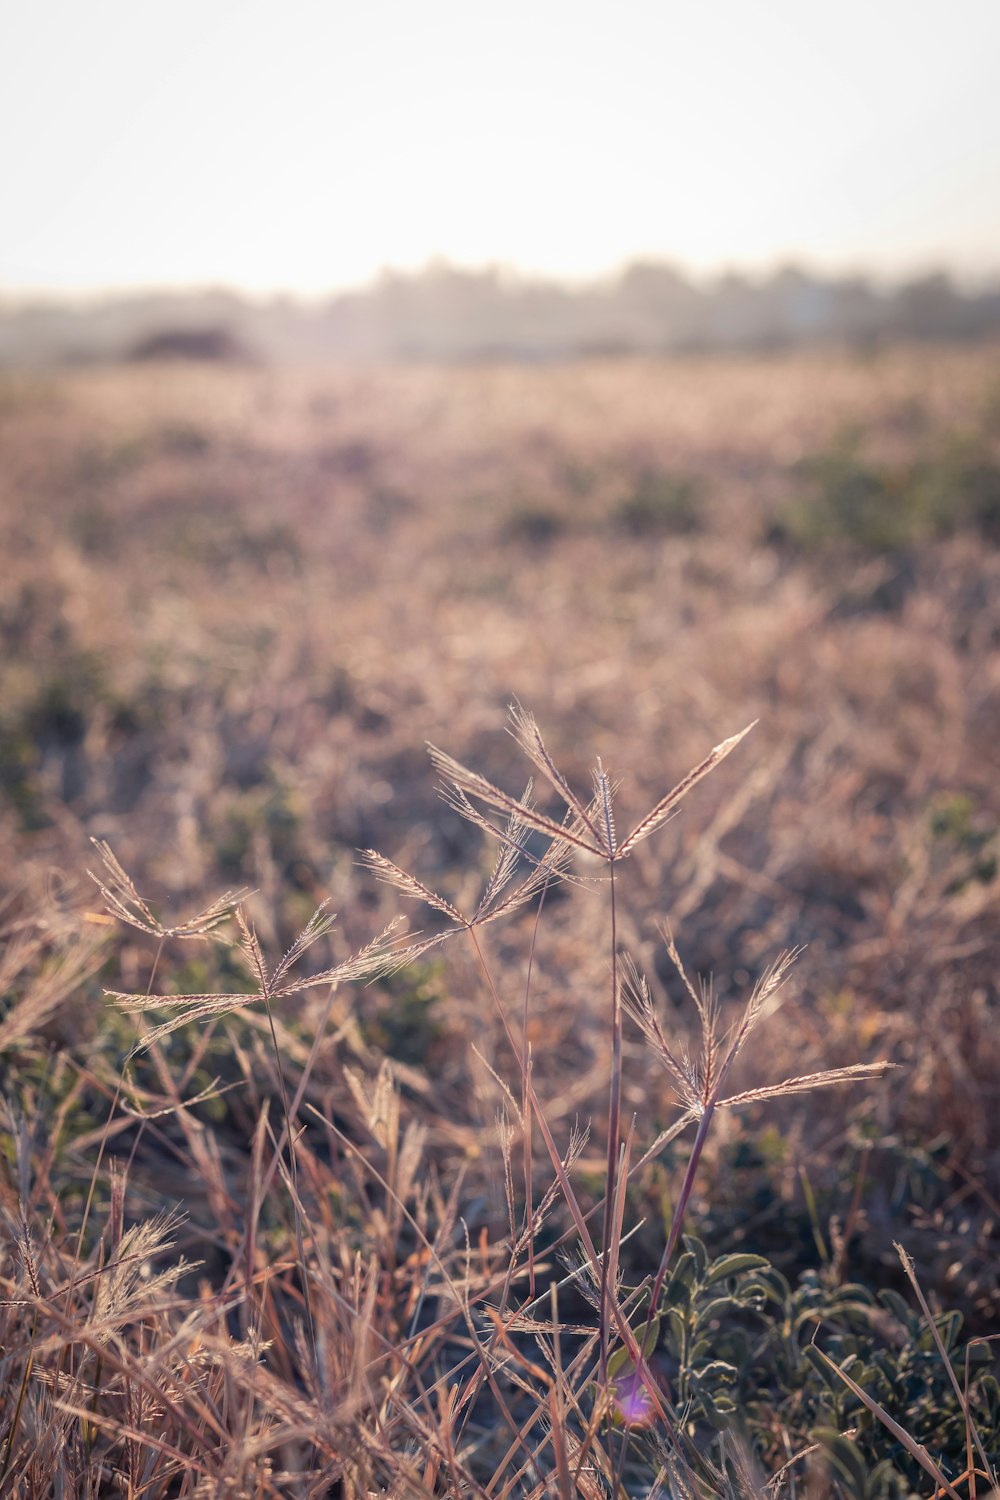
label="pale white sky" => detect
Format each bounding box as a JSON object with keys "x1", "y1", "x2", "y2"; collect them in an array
[{"x1": 3, "y1": 0, "x2": 999, "y2": 296}]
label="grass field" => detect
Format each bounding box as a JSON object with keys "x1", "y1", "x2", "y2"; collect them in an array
[{"x1": 1, "y1": 346, "x2": 999, "y2": 1497}]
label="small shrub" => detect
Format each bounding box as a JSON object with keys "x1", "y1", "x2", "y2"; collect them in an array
[
  {"x1": 502, "y1": 500, "x2": 567, "y2": 543},
  {"x1": 126, "y1": 325, "x2": 252, "y2": 363},
  {"x1": 913, "y1": 443, "x2": 1000, "y2": 542},
  {"x1": 773, "y1": 444, "x2": 928, "y2": 553},
  {"x1": 615, "y1": 469, "x2": 703, "y2": 536},
  {"x1": 771, "y1": 434, "x2": 1000, "y2": 553},
  {"x1": 929, "y1": 791, "x2": 998, "y2": 890}
]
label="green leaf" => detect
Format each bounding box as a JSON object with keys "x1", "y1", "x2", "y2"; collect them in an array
[
  {"x1": 608, "y1": 1315, "x2": 661, "y2": 1374},
  {"x1": 698, "y1": 1389, "x2": 737, "y2": 1430},
  {"x1": 703, "y1": 1253, "x2": 771, "y2": 1287},
  {"x1": 682, "y1": 1234, "x2": 708, "y2": 1275},
  {"x1": 742, "y1": 1268, "x2": 790, "y2": 1305},
  {"x1": 696, "y1": 1294, "x2": 743, "y2": 1323},
  {"x1": 867, "y1": 1458, "x2": 900, "y2": 1499},
  {"x1": 805, "y1": 1343, "x2": 842, "y2": 1391},
  {"x1": 934, "y1": 1309, "x2": 962, "y2": 1351},
  {"x1": 832, "y1": 1282, "x2": 876, "y2": 1306},
  {"x1": 876, "y1": 1289, "x2": 914, "y2": 1327},
  {"x1": 664, "y1": 1250, "x2": 697, "y2": 1303},
  {"x1": 692, "y1": 1360, "x2": 739, "y2": 1389},
  {"x1": 812, "y1": 1428, "x2": 871, "y2": 1500},
  {"x1": 665, "y1": 1307, "x2": 686, "y2": 1350}
]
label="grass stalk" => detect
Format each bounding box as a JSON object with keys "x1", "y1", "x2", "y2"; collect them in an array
[{"x1": 599, "y1": 854, "x2": 622, "y2": 1382}]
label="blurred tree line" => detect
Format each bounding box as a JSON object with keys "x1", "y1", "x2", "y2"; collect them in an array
[{"x1": 3, "y1": 260, "x2": 999, "y2": 366}]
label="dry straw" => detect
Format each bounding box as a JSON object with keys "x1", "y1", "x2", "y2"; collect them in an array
[{"x1": 1, "y1": 705, "x2": 914, "y2": 1497}]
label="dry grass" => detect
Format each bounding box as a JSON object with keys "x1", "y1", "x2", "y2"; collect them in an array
[{"x1": 1, "y1": 346, "x2": 999, "y2": 1495}]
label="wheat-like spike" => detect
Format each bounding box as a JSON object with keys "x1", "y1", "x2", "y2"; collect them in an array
[
  {"x1": 691, "y1": 976, "x2": 722, "y2": 1096},
  {"x1": 279, "y1": 915, "x2": 419, "y2": 991},
  {"x1": 619, "y1": 952, "x2": 650, "y2": 1014},
  {"x1": 474, "y1": 781, "x2": 534, "y2": 920},
  {"x1": 88, "y1": 875, "x2": 161, "y2": 938},
  {"x1": 474, "y1": 845, "x2": 574, "y2": 927},
  {"x1": 474, "y1": 839, "x2": 521, "y2": 918},
  {"x1": 719, "y1": 1061, "x2": 895, "y2": 1107},
  {"x1": 496, "y1": 1105, "x2": 519, "y2": 1244},
  {"x1": 439, "y1": 784, "x2": 590, "y2": 895},
  {"x1": 0, "y1": 931, "x2": 105, "y2": 1054},
  {"x1": 620, "y1": 957, "x2": 685, "y2": 1082},
  {"x1": 429, "y1": 744, "x2": 604, "y2": 855},
  {"x1": 88, "y1": 838, "x2": 249, "y2": 939},
  {"x1": 324, "y1": 927, "x2": 457, "y2": 985},
  {"x1": 724, "y1": 947, "x2": 800, "y2": 1065},
  {"x1": 112, "y1": 918, "x2": 409, "y2": 1056},
  {"x1": 559, "y1": 1248, "x2": 603, "y2": 1313},
  {"x1": 234, "y1": 907, "x2": 270, "y2": 997},
  {"x1": 360, "y1": 850, "x2": 465, "y2": 926},
  {"x1": 618, "y1": 721, "x2": 758, "y2": 856},
  {"x1": 534, "y1": 1124, "x2": 591, "y2": 1226},
  {"x1": 497, "y1": 1311, "x2": 595, "y2": 1340},
  {"x1": 270, "y1": 901, "x2": 337, "y2": 988},
  {"x1": 476, "y1": 810, "x2": 575, "y2": 926},
  {"x1": 507, "y1": 702, "x2": 602, "y2": 841},
  {"x1": 592, "y1": 759, "x2": 618, "y2": 858},
  {"x1": 17, "y1": 1209, "x2": 42, "y2": 1300},
  {"x1": 515, "y1": 829, "x2": 576, "y2": 892},
  {"x1": 471, "y1": 1046, "x2": 523, "y2": 1122},
  {"x1": 439, "y1": 781, "x2": 500, "y2": 836},
  {"x1": 644, "y1": 1109, "x2": 702, "y2": 1162},
  {"x1": 474, "y1": 882, "x2": 533, "y2": 929},
  {"x1": 574, "y1": 784, "x2": 612, "y2": 856},
  {"x1": 106, "y1": 986, "x2": 245, "y2": 1015},
  {"x1": 528, "y1": 1131, "x2": 596, "y2": 1253},
  {"x1": 620, "y1": 955, "x2": 701, "y2": 1106},
  {"x1": 119, "y1": 1075, "x2": 235, "y2": 1120},
  {"x1": 88, "y1": 839, "x2": 159, "y2": 929},
  {"x1": 175, "y1": 888, "x2": 254, "y2": 938},
  {"x1": 659, "y1": 924, "x2": 711, "y2": 1029},
  {"x1": 111, "y1": 994, "x2": 259, "y2": 1057},
  {"x1": 90, "y1": 1210, "x2": 188, "y2": 1335},
  {"x1": 657, "y1": 944, "x2": 722, "y2": 1095}
]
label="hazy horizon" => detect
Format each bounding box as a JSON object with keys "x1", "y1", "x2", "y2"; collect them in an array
[
  {"x1": 5, "y1": 253, "x2": 997, "y2": 316},
  {"x1": 4, "y1": 0, "x2": 999, "y2": 300},
  {"x1": 4, "y1": 250, "x2": 1000, "y2": 310}
]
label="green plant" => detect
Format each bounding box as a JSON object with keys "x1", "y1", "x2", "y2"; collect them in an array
[
  {"x1": 771, "y1": 432, "x2": 1000, "y2": 553},
  {"x1": 773, "y1": 440, "x2": 930, "y2": 553},
  {"x1": 614, "y1": 470, "x2": 703, "y2": 537},
  {"x1": 929, "y1": 792, "x2": 999, "y2": 891},
  {"x1": 502, "y1": 501, "x2": 567, "y2": 543}
]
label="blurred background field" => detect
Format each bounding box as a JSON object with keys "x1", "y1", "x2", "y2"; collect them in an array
[
  {"x1": 4, "y1": 2, "x2": 1000, "y2": 1490},
  {"x1": 3, "y1": 343, "x2": 999, "y2": 1299},
  {"x1": 4, "y1": 341, "x2": 1000, "y2": 1491}
]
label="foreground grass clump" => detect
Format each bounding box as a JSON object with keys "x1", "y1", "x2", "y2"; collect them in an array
[{"x1": 2, "y1": 708, "x2": 997, "y2": 1497}]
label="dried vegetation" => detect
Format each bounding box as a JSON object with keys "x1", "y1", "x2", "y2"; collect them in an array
[{"x1": 1, "y1": 347, "x2": 999, "y2": 1496}]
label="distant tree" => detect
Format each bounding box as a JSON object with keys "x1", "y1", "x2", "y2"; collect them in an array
[
  {"x1": 890, "y1": 272, "x2": 980, "y2": 341},
  {"x1": 127, "y1": 326, "x2": 253, "y2": 362}
]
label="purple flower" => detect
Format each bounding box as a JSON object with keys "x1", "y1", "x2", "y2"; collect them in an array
[{"x1": 613, "y1": 1367, "x2": 655, "y2": 1428}]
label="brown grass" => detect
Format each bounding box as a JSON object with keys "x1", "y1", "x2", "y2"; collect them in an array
[{"x1": 1, "y1": 346, "x2": 999, "y2": 1495}]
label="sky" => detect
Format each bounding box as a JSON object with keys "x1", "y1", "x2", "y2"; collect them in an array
[{"x1": 3, "y1": 0, "x2": 1000, "y2": 297}]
